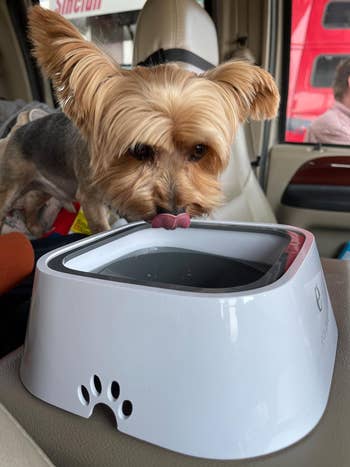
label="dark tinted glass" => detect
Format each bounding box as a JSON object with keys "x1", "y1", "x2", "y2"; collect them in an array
[
  {"x1": 324, "y1": 2, "x2": 350, "y2": 28},
  {"x1": 311, "y1": 55, "x2": 349, "y2": 87}
]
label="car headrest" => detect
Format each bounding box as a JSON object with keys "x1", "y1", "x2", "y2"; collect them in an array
[{"x1": 133, "y1": 0, "x2": 219, "y2": 73}]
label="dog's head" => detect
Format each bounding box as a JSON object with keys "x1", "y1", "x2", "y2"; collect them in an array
[{"x1": 28, "y1": 6, "x2": 279, "y2": 225}]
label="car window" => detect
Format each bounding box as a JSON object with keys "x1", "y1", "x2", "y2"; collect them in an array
[
  {"x1": 311, "y1": 55, "x2": 349, "y2": 87},
  {"x1": 323, "y1": 1, "x2": 350, "y2": 28},
  {"x1": 41, "y1": 1, "x2": 205, "y2": 68},
  {"x1": 41, "y1": 1, "x2": 147, "y2": 67},
  {"x1": 285, "y1": 0, "x2": 350, "y2": 146}
]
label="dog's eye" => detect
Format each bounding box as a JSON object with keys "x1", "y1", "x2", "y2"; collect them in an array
[
  {"x1": 129, "y1": 144, "x2": 155, "y2": 162},
  {"x1": 189, "y1": 144, "x2": 207, "y2": 162}
]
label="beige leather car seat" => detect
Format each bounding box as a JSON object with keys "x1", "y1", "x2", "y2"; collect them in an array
[
  {"x1": 133, "y1": 0, "x2": 276, "y2": 223},
  {"x1": 0, "y1": 402, "x2": 53, "y2": 466}
]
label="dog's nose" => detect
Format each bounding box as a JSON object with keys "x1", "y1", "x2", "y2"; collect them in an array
[{"x1": 156, "y1": 206, "x2": 186, "y2": 215}]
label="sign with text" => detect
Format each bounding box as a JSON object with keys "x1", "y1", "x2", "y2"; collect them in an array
[{"x1": 49, "y1": 0, "x2": 146, "y2": 18}]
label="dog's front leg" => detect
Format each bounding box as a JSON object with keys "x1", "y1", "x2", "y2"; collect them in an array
[
  {"x1": 0, "y1": 185, "x2": 23, "y2": 232},
  {"x1": 83, "y1": 203, "x2": 110, "y2": 234},
  {"x1": 76, "y1": 189, "x2": 110, "y2": 234},
  {"x1": 23, "y1": 190, "x2": 52, "y2": 237}
]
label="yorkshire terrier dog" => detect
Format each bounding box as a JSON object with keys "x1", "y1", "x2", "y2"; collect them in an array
[{"x1": 0, "y1": 6, "x2": 279, "y2": 234}]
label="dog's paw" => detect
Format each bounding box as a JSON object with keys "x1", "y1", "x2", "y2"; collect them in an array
[{"x1": 27, "y1": 221, "x2": 45, "y2": 238}]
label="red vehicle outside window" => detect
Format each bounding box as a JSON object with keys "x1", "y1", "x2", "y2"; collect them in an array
[{"x1": 286, "y1": 0, "x2": 350, "y2": 143}]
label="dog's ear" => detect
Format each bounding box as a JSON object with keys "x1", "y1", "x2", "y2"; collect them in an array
[
  {"x1": 28, "y1": 6, "x2": 121, "y2": 137},
  {"x1": 15, "y1": 111, "x2": 31, "y2": 127},
  {"x1": 203, "y1": 60, "x2": 280, "y2": 122}
]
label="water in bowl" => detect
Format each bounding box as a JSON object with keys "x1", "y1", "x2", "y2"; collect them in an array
[{"x1": 95, "y1": 247, "x2": 270, "y2": 290}]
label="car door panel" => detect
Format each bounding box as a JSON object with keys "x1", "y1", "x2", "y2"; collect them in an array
[{"x1": 266, "y1": 144, "x2": 350, "y2": 257}]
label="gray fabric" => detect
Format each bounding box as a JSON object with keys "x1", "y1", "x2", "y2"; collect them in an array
[
  {"x1": 0, "y1": 99, "x2": 54, "y2": 139},
  {"x1": 0, "y1": 258, "x2": 348, "y2": 467},
  {"x1": 0, "y1": 99, "x2": 27, "y2": 125}
]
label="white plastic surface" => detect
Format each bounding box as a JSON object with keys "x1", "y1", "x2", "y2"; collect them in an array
[{"x1": 20, "y1": 221, "x2": 338, "y2": 460}]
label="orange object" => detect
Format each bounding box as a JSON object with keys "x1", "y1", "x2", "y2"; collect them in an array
[{"x1": 0, "y1": 233, "x2": 34, "y2": 294}]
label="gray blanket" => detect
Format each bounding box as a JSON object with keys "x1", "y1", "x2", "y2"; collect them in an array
[{"x1": 0, "y1": 99, "x2": 54, "y2": 139}]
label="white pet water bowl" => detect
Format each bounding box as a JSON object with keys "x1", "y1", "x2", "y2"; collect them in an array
[{"x1": 20, "y1": 221, "x2": 337, "y2": 460}]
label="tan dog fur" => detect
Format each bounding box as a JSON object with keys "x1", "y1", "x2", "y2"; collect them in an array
[{"x1": 0, "y1": 6, "x2": 279, "y2": 234}]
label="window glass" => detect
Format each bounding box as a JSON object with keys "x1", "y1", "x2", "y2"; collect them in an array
[
  {"x1": 41, "y1": 1, "x2": 204, "y2": 68},
  {"x1": 285, "y1": 0, "x2": 350, "y2": 145},
  {"x1": 41, "y1": 1, "x2": 147, "y2": 67},
  {"x1": 311, "y1": 55, "x2": 349, "y2": 87},
  {"x1": 324, "y1": 1, "x2": 350, "y2": 28},
  {"x1": 70, "y1": 11, "x2": 139, "y2": 67}
]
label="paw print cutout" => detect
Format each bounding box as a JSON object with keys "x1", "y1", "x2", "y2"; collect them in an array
[{"x1": 77, "y1": 374, "x2": 133, "y2": 419}]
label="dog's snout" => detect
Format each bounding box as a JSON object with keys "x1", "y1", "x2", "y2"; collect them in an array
[{"x1": 156, "y1": 206, "x2": 186, "y2": 216}]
